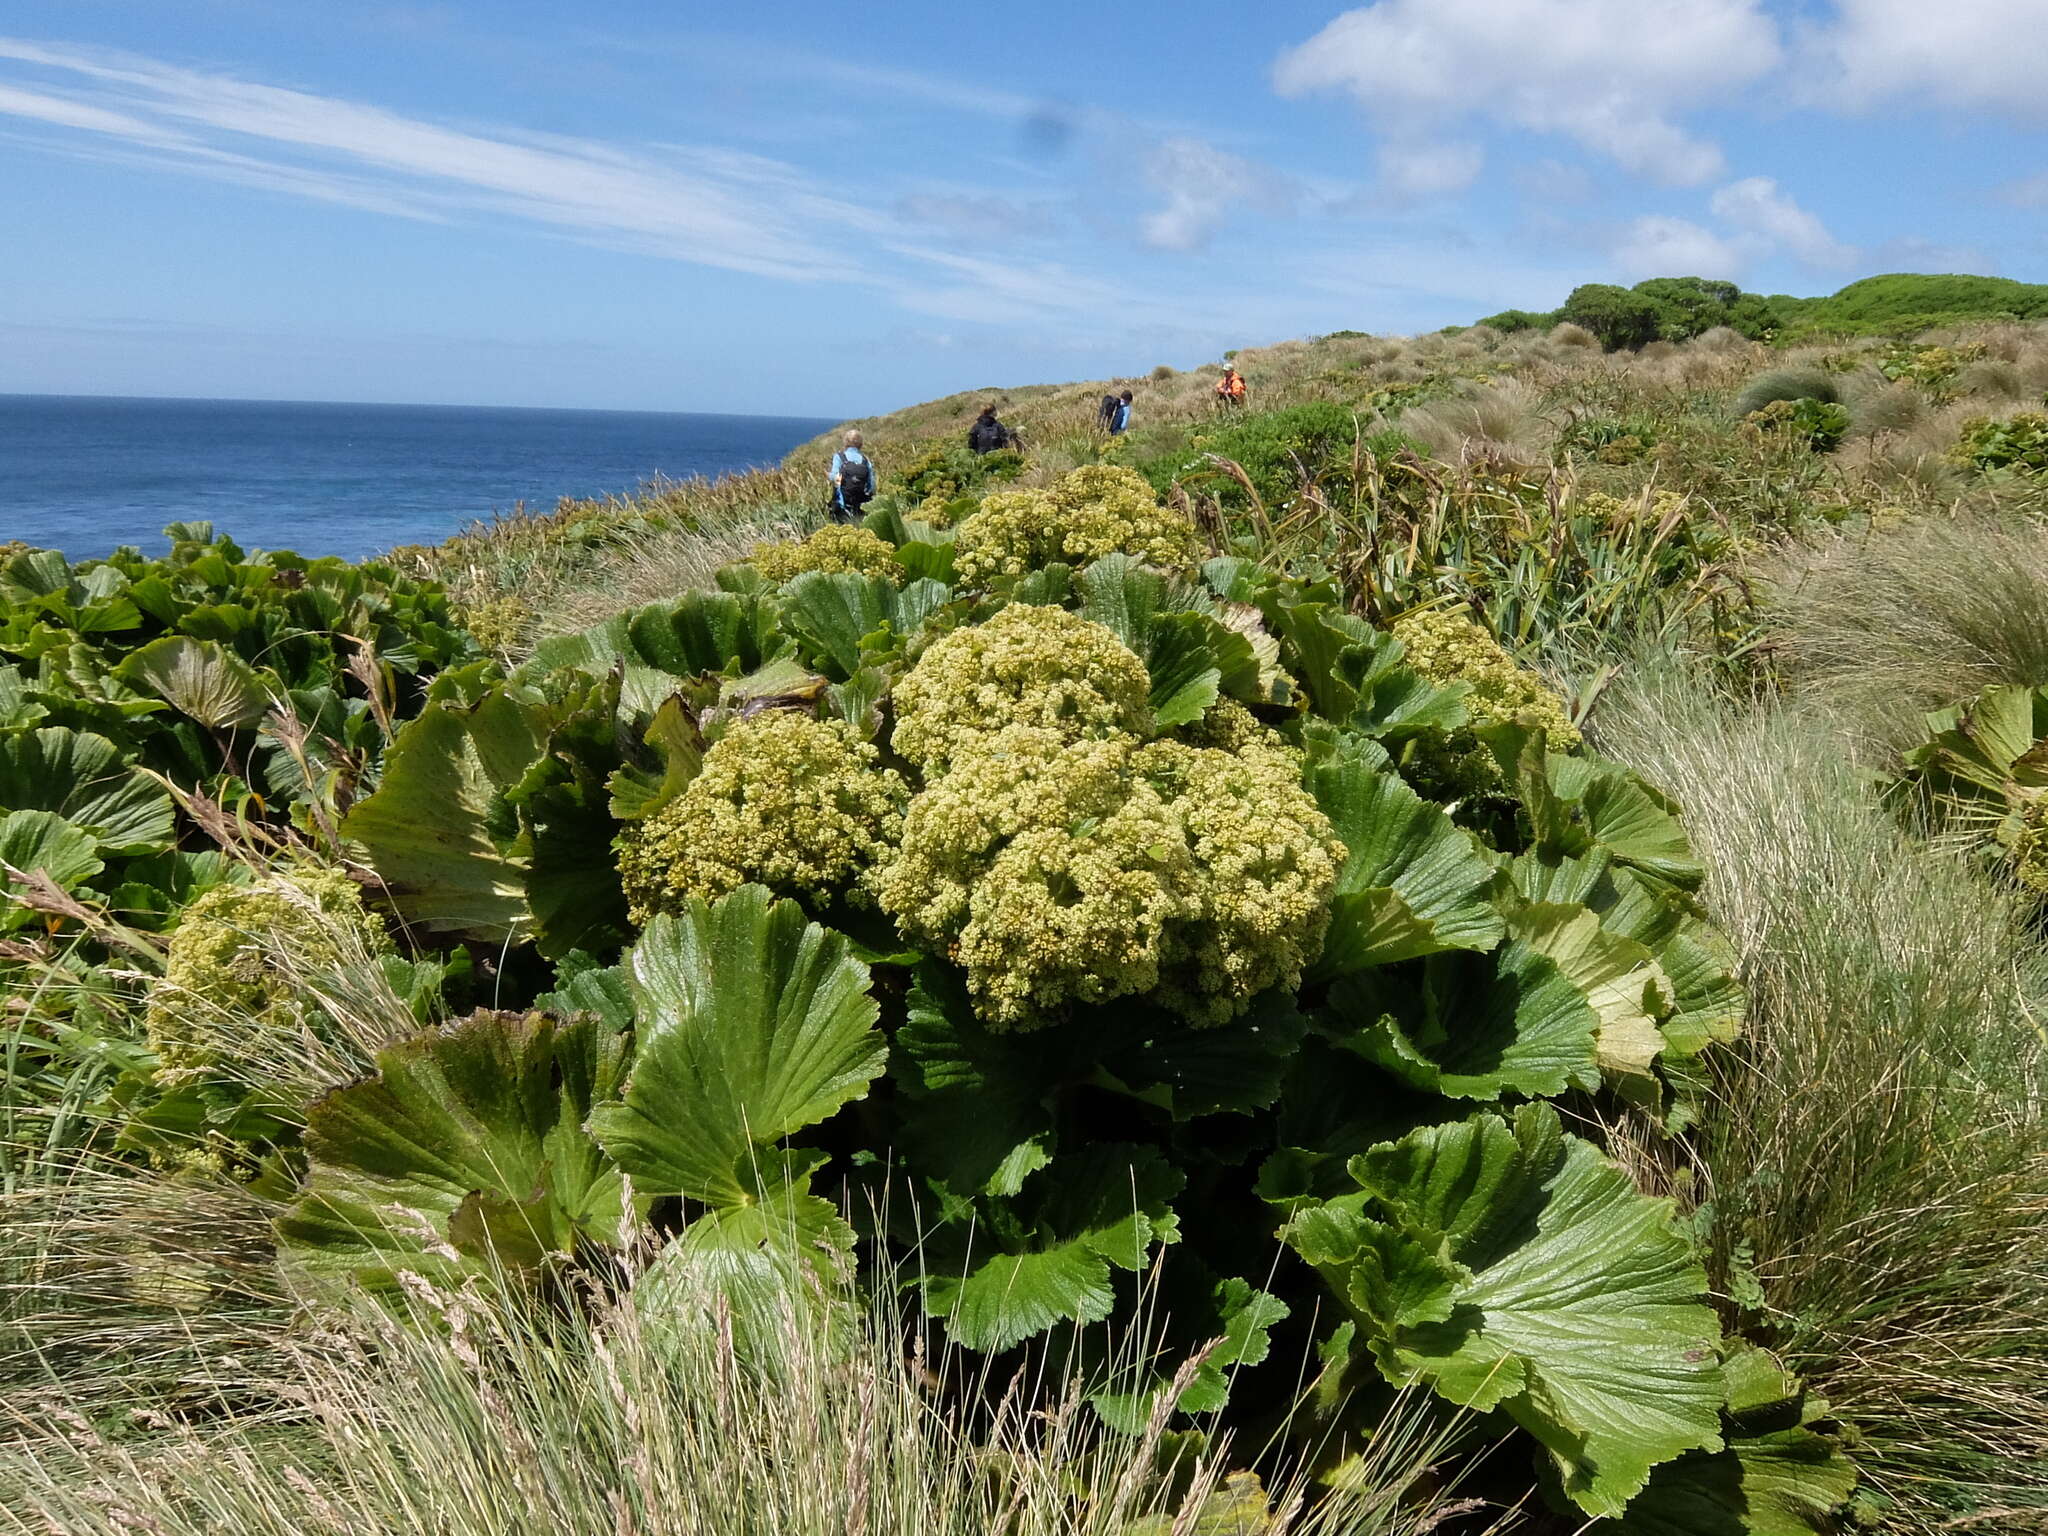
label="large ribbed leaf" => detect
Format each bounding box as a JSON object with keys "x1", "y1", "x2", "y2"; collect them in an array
[
  {"x1": 894, "y1": 963, "x2": 1060, "y2": 1198},
  {"x1": 114, "y1": 635, "x2": 272, "y2": 728},
  {"x1": 587, "y1": 887, "x2": 883, "y2": 1206},
  {"x1": 778, "y1": 573, "x2": 947, "y2": 678},
  {"x1": 276, "y1": 1010, "x2": 628, "y2": 1288},
  {"x1": 1509, "y1": 849, "x2": 1743, "y2": 1061},
  {"x1": 0, "y1": 726, "x2": 175, "y2": 855},
  {"x1": 1509, "y1": 902, "x2": 1673, "y2": 1091},
  {"x1": 1077, "y1": 555, "x2": 1259, "y2": 725},
  {"x1": 1283, "y1": 1104, "x2": 1725, "y2": 1516},
  {"x1": 0, "y1": 809, "x2": 104, "y2": 930},
  {"x1": 342, "y1": 689, "x2": 542, "y2": 945},
  {"x1": 922, "y1": 1143, "x2": 1184, "y2": 1352},
  {"x1": 1307, "y1": 734, "x2": 1505, "y2": 978},
  {"x1": 526, "y1": 591, "x2": 785, "y2": 683},
  {"x1": 1600, "y1": 1346, "x2": 1857, "y2": 1535},
  {"x1": 1329, "y1": 913, "x2": 1604, "y2": 1102},
  {"x1": 1522, "y1": 747, "x2": 1705, "y2": 893},
  {"x1": 631, "y1": 1152, "x2": 858, "y2": 1356}
]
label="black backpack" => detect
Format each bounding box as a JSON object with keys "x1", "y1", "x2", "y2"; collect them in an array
[
  {"x1": 1099, "y1": 393, "x2": 1119, "y2": 427},
  {"x1": 839, "y1": 452, "x2": 873, "y2": 501}
]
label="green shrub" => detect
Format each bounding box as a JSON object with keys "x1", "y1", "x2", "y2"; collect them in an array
[
  {"x1": 1751, "y1": 397, "x2": 1851, "y2": 453},
  {"x1": 1955, "y1": 411, "x2": 2048, "y2": 474}
]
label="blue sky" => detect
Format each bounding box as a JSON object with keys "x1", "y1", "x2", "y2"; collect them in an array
[{"x1": 0, "y1": 0, "x2": 2043, "y2": 416}]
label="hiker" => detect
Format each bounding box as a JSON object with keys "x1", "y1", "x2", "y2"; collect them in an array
[
  {"x1": 1215, "y1": 364, "x2": 1247, "y2": 409},
  {"x1": 828, "y1": 430, "x2": 875, "y2": 522},
  {"x1": 1109, "y1": 389, "x2": 1134, "y2": 435},
  {"x1": 967, "y1": 402, "x2": 1012, "y2": 455}
]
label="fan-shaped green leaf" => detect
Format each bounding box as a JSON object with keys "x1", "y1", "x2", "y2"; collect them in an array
[
  {"x1": 1598, "y1": 1346, "x2": 1856, "y2": 1535},
  {"x1": 1331, "y1": 917, "x2": 1603, "y2": 1102},
  {"x1": 527, "y1": 590, "x2": 786, "y2": 684},
  {"x1": 1307, "y1": 735, "x2": 1505, "y2": 977},
  {"x1": 587, "y1": 886, "x2": 883, "y2": 1205},
  {"x1": 276, "y1": 1009, "x2": 628, "y2": 1288},
  {"x1": 0, "y1": 809, "x2": 104, "y2": 929},
  {"x1": 114, "y1": 635, "x2": 272, "y2": 728},
  {"x1": 1285, "y1": 1104, "x2": 1725, "y2": 1516},
  {"x1": 1522, "y1": 747, "x2": 1705, "y2": 893},
  {"x1": 343, "y1": 689, "x2": 542, "y2": 944},
  {"x1": 895, "y1": 963, "x2": 1059, "y2": 1198},
  {"x1": 779, "y1": 572, "x2": 946, "y2": 678},
  {"x1": 0, "y1": 726, "x2": 175, "y2": 854},
  {"x1": 923, "y1": 1144, "x2": 1184, "y2": 1352}
]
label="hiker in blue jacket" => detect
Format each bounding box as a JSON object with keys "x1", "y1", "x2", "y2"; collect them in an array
[
  {"x1": 1109, "y1": 389, "x2": 1133, "y2": 435},
  {"x1": 828, "y1": 430, "x2": 875, "y2": 522}
]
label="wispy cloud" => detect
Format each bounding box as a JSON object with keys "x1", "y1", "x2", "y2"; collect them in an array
[{"x1": 0, "y1": 35, "x2": 888, "y2": 282}]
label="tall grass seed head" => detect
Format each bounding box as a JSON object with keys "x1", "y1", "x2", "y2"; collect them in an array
[
  {"x1": 616, "y1": 710, "x2": 907, "y2": 922},
  {"x1": 145, "y1": 867, "x2": 391, "y2": 1080},
  {"x1": 888, "y1": 602, "x2": 1153, "y2": 774}
]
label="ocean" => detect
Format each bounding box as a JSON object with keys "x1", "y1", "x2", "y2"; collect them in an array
[{"x1": 1, "y1": 395, "x2": 841, "y2": 562}]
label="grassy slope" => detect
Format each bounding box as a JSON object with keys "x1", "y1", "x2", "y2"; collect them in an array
[{"x1": 13, "y1": 302, "x2": 2048, "y2": 1533}]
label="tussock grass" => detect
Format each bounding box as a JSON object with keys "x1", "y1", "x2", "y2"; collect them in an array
[
  {"x1": 1762, "y1": 514, "x2": 2048, "y2": 751},
  {"x1": 1592, "y1": 667, "x2": 2048, "y2": 1530},
  {"x1": 0, "y1": 1158, "x2": 1513, "y2": 1535}
]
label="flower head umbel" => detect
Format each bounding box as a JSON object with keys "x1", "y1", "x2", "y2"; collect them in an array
[
  {"x1": 952, "y1": 465, "x2": 1199, "y2": 587},
  {"x1": 616, "y1": 711, "x2": 906, "y2": 921},
  {"x1": 750, "y1": 523, "x2": 903, "y2": 585},
  {"x1": 889, "y1": 602, "x2": 1153, "y2": 774}
]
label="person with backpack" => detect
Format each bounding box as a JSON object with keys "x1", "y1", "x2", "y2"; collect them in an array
[
  {"x1": 1109, "y1": 389, "x2": 1133, "y2": 435},
  {"x1": 967, "y1": 402, "x2": 1011, "y2": 455},
  {"x1": 1215, "y1": 365, "x2": 1247, "y2": 410},
  {"x1": 828, "y1": 430, "x2": 875, "y2": 522}
]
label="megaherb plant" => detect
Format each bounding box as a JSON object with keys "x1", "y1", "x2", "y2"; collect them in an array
[
  {"x1": 282, "y1": 465, "x2": 1857, "y2": 1530},
  {"x1": 0, "y1": 525, "x2": 480, "y2": 1170},
  {"x1": 1890, "y1": 680, "x2": 2048, "y2": 896}
]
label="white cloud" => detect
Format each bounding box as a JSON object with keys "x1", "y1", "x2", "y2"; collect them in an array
[
  {"x1": 1137, "y1": 136, "x2": 1295, "y2": 251},
  {"x1": 0, "y1": 33, "x2": 1183, "y2": 337},
  {"x1": 1709, "y1": 177, "x2": 1856, "y2": 269},
  {"x1": 1274, "y1": 0, "x2": 1780, "y2": 185},
  {"x1": 1809, "y1": 0, "x2": 2048, "y2": 118},
  {"x1": 1611, "y1": 215, "x2": 1743, "y2": 280},
  {"x1": 1378, "y1": 141, "x2": 1485, "y2": 201}
]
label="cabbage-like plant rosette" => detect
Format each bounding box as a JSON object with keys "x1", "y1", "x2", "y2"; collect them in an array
[{"x1": 301, "y1": 471, "x2": 1846, "y2": 1529}]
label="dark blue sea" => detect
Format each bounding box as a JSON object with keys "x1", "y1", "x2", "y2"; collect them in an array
[{"x1": 1, "y1": 395, "x2": 841, "y2": 562}]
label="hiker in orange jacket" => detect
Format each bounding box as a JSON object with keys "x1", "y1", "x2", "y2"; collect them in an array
[{"x1": 1215, "y1": 364, "x2": 1247, "y2": 409}]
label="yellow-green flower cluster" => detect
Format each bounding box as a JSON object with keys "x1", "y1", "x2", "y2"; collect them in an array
[
  {"x1": 749, "y1": 524, "x2": 904, "y2": 585},
  {"x1": 1391, "y1": 606, "x2": 1581, "y2": 749},
  {"x1": 2009, "y1": 795, "x2": 2048, "y2": 895},
  {"x1": 890, "y1": 603, "x2": 1153, "y2": 774},
  {"x1": 878, "y1": 628, "x2": 1341, "y2": 1030},
  {"x1": 952, "y1": 465, "x2": 1200, "y2": 586},
  {"x1": 145, "y1": 868, "x2": 391, "y2": 1080},
  {"x1": 616, "y1": 711, "x2": 907, "y2": 922},
  {"x1": 878, "y1": 726, "x2": 1194, "y2": 1026}
]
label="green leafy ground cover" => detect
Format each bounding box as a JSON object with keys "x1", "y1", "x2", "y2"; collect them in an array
[{"x1": 8, "y1": 305, "x2": 2048, "y2": 1534}]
